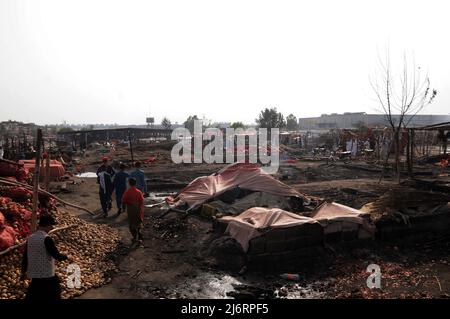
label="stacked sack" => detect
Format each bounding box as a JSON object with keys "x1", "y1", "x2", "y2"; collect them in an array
[
  {"x1": 0, "y1": 157, "x2": 47, "y2": 252},
  {"x1": 0, "y1": 159, "x2": 31, "y2": 184},
  {"x1": 0, "y1": 187, "x2": 35, "y2": 251},
  {"x1": 0, "y1": 211, "x2": 16, "y2": 251}
]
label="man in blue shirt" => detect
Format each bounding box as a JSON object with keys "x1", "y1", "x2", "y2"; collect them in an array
[
  {"x1": 130, "y1": 161, "x2": 147, "y2": 196},
  {"x1": 113, "y1": 163, "x2": 130, "y2": 216}
]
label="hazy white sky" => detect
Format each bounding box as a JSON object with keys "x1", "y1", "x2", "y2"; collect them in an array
[{"x1": 1, "y1": 0, "x2": 449, "y2": 125}]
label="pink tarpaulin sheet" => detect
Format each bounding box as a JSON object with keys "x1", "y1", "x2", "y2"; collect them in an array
[
  {"x1": 220, "y1": 207, "x2": 318, "y2": 251},
  {"x1": 219, "y1": 202, "x2": 374, "y2": 252},
  {"x1": 310, "y1": 202, "x2": 368, "y2": 224},
  {"x1": 170, "y1": 163, "x2": 309, "y2": 209}
]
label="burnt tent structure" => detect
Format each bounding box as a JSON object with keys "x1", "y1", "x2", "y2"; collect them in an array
[
  {"x1": 405, "y1": 121, "x2": 450, "y2": 174},
  {"x1": 417, "y1": 121, "x2": 450, "y2": 155}
]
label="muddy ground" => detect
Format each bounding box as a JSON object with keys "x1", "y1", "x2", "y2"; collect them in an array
[{"x1": 53, "y1": 146, "x2": 450, "y2": 299}]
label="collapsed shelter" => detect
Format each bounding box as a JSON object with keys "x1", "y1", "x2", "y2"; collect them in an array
[{"x1": 165, "y1": 163, "x2": 379, "y2": 269}]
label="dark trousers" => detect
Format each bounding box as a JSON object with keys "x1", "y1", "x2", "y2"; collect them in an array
[
  {"x1": 25, "y1": 275, "x2": 62, "y2": 300},
  {"x1": 99, "y1": 190, "x2": 112, "y2": 214},
  {"x1": 129, "y1": 223, "x2": 143, "y2": 241},
  {"x1": 116, "y1": 189, "x2": 125, "y2": 209},
  {"x1": 127, "y1": 205, "x2": 143, "y2": 241}
]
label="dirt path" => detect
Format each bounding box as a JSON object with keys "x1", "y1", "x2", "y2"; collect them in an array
[{"x1": 56, "y1": 178, "x2": 214, "y2": 298}]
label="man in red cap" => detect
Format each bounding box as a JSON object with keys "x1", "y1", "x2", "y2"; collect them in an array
[{"x1": 96, "y1": 157, "x2": 115, "y2": 217}]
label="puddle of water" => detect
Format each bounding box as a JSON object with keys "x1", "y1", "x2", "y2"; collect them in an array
[
  {"x1": 168, "y1": 272, "x2": 325, "y2": 299},
  {"x1": 169, "y1": 272, "x2": 242, "y2": 299},
  {"x1": 276, "y1": 282, "x2": 326, "y2": 299},
  {"x1": 144, "y1": 192, "x2": 177, "y2": 207},
  {"x1": 76, "y1": 172, "x2": 97, "y2": 178},
  {"x1": 145, "y1": 193, "x2": 168, "y2": 202}
]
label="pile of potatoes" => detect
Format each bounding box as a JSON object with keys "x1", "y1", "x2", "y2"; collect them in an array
[
  {"x1": 0, "y1": 251, "x2": 27, "y2": 299},
  {"x1": 0, "y1": 209, "x2": 120, "y2": 299}
]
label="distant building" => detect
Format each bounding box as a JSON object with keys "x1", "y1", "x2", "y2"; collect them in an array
[
  {"x1": 298, "y1": 112, "x2": 450, "y2": 130},
  {"x1": 214, "y1": 122, "x2": 231, "y2": 129},
  {"x1": 0, "y1": 120, "x2": 39, "y2": 136}
]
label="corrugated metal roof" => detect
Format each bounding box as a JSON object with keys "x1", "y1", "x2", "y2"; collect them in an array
[{"x1": 414, "y1": 121, "x2": 450, "y2": 130}]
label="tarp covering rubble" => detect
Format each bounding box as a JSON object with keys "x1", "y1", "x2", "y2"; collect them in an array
[
  {"x1": 168, "y1": 163, "x2": 312, "y2": 210},
  {"x1": 220, "y1": 207, "x2": 318, "y2": 251},
  {"x1": 310, "y1": 202, "x2": 374, "y2": 228},
  {"x1": 168, "y1": 163, "x2": 375, "y2": 253},
  {"x1": 219, "y1": 202, "x2": 375, "y2": 252}
]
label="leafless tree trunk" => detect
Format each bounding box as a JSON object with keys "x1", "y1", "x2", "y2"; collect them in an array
[{"x1": 370, "y1": 51, "x2": 437, "y2": 183}]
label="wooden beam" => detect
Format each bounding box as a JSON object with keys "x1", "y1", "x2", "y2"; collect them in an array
[
  {"x1": 128, "y1": 129, "x2": 134, "y2": 163},
  {"x1": 411, "y1": 129, "x2": 415, "y2": 168},
  {"x1": 44, "y1": 151, "x2": 51, "y2": 191},
  {"x1": 0, "y1": 177, "x2": 95, "y2": 215},
  {"x1": 407, "y1": 129, "x2": 412, "y2": 176},
  {"x1": 31, "y1": 128, "x2": 42, "y2": 231}
]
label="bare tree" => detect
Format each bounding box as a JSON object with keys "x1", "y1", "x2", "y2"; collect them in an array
[{"x1": 370, "y1": 50, "x2": 437, "y2": 183}]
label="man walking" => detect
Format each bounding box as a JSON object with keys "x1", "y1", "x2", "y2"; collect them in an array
[
  {"x1": 121, "y1": 178, "x2": 144, "y2": 246},
  {"x1": 113, "y1": 163, "x2": 129, "y2": 216},
  {"x1": 97, "y1": 157, "x2": 115, "y2": 217},
  {"x1": 130, "y1": 161, "x2": 147, "y2": 196},
  {"x1": 21, "y1": 214, "x2": 69, "y2": 300}
]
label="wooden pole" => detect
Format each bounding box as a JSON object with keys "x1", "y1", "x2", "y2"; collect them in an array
[
  {"x1": 441, "y1": 130, "x2": 447, "y2": 155},
  {"x1": 421, "y1": 132, "x2": 425, "y2": 155},
  {"x1": 42, "y1": 154, "x2": 47, "y2": 188},
  {"x1": 411, "y1": 129, "x2": 415, "y2": 169},
  {"x1": 31, "y1": 129, "x2": 42, "y2": 232},
  {"x1": 128, "y1": 129, "x2": 134, "y2": 163},
  {"x1": 44, "y1": 151, "x2": 51, "y2": 190},
  {"x1": 0, "y1": 223, "x2": 78, "y2": 256},
  {"x1": 377, "y1": 133, "x2": 380, "y2": 161},
  {"x1": 407, "y1": 129, "x2": 412, "y2": 176},
  {"x1": 84, "y1": 132, "x2": 88, "y2": 154}
]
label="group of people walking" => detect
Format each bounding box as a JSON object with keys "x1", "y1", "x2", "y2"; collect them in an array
[
  {"x1": 96, "y1": 157, "x2": 147, "y2": 245},
  {"x1": 20, "y1": 157, "x2": 149, "y2": 300},
  {"x1": 96, "y1": 157, "x2": 147, "y2": 218}
]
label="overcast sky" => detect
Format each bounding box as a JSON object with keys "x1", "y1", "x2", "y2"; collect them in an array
[{"x1": 1, "y1": 0, "x2": 449, "y2": 125}]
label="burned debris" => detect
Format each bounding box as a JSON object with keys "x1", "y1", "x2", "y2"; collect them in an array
[{"x1": 0, "y1": 118, "x2": 449, "y2": 300}]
